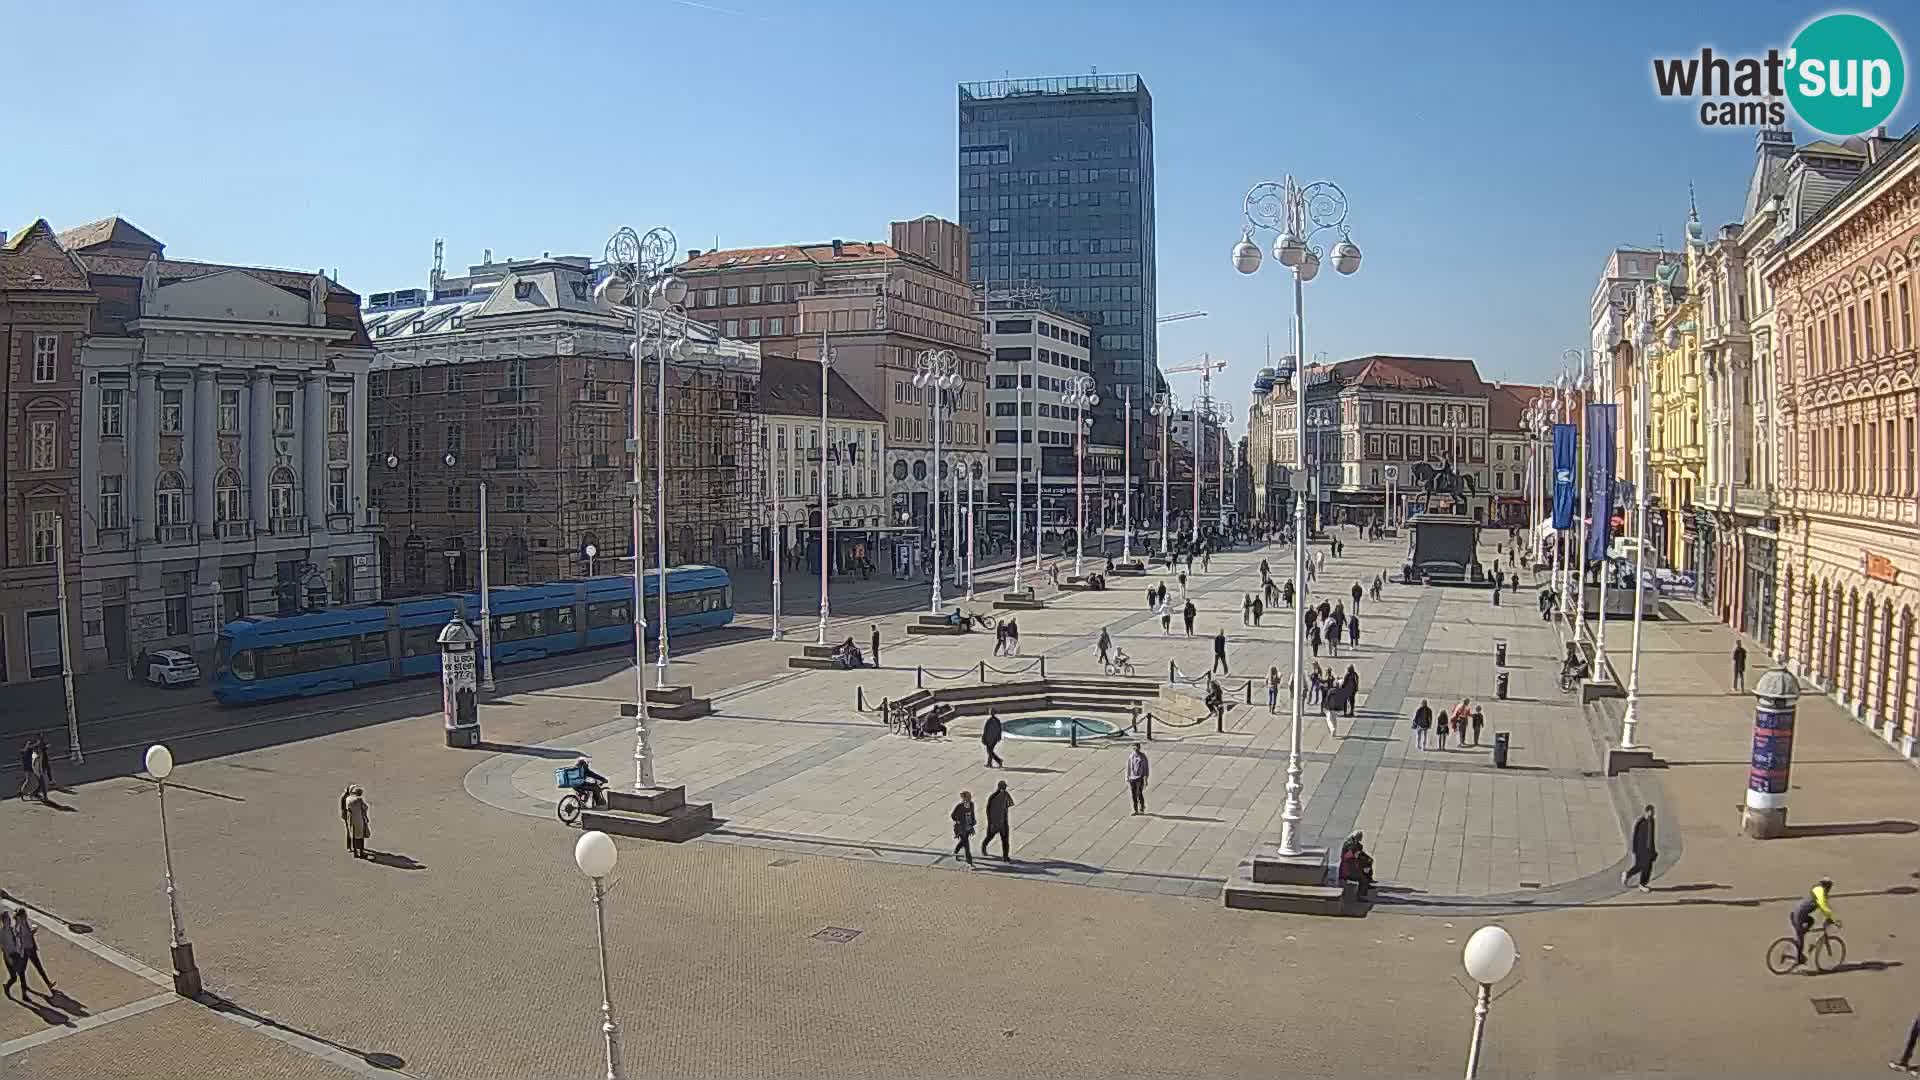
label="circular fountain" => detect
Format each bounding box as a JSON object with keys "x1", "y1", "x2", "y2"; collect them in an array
[{"x1": 999, "y1": 715, "x2": 1124, "y2": 742}]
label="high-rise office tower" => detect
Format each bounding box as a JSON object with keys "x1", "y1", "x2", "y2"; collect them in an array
[{"x1": 958, "y1": 75, "x2": 1158, "y2": 416}]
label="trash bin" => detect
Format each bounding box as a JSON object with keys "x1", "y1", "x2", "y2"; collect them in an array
[
  {"x1": 1496, "y1": 671, "x2": 1510, "y2": 700},
  {"x1": 1492, "y1": 731, "x2": 1510, "y2": 768},
  {"x1": 1495, "y1": 639, "x2": 1508, "y2": 667}
]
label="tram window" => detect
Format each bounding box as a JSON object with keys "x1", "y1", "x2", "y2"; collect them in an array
[
  {"x1": 358, "y1": 631, "x2": 390, "y2": 662},
  {"x1": 587, "y1": 600, "x2": 630, "y2": 629},
  {"x1": 230, "y1": 649, "x2": 256, "y2": 680},
  {"x1": 402, "y1": 625, "x2": 443, "y2": 657},
  {"x1": 551, "y1": 606, "x2": 576, "y2": 633}
]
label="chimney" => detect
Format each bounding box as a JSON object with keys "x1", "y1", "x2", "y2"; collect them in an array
[
  {"x1": 686, "y1": 249, "x2": 702, "y2": 258},
  {"x1": 831, "y1": 239, "x2": 844, "y2": 257}
]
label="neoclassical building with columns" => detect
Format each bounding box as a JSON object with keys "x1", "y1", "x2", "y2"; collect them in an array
[
  {"x1": 1767, "y1": 130, "x2": 1920, "y2": 759},
  {"x1": 61, "y1": 218, "x2": 378, "y2": 668}
]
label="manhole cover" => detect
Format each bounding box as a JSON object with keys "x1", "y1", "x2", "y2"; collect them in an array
[
  {"x1": 1519, "y1": 881, "x2": 1543, "y2": 889},
  {"x1": 1810, "y1": 997, "x2": 1852, "y2": 1015},
  {"x1": 811, "y1": 926, "x2": 863, "y2": 944}
]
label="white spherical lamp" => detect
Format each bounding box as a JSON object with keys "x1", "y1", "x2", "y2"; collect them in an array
[
  {"x1": 146, "y1": 743, "x2": 174, "y2": 781},
  {"x1": 1231, "y1": 238, "x2": 1263, "y2": 275},
  {"x1": 1297, "y1": 251, "x2": 1322, "y2": 283},
  {"x1": 662, "y1": 275, "x2": 689, "y2": 306},
  {"x1": 1462, "y1": 925, "x2": 1518, "y2": 985},
  {"x1": 1274, "y1": 230, "x2": 1306, "y2": 268},
  {"x1": 1331, "y1": 237, "x2": 1362, "y2": 275},
  {"x1": 574, "y1": 830, "x2": 618, "y2": 879}
]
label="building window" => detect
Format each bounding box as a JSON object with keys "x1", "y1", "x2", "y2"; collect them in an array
[
  {"x1": 219, "y1": 387, "x2": 241, "y2": 433},
  {"x1": 220, "y1": 566, "x2": 248, "y2": 622},
  {"x1": 702, "y1": 289, "x2": 718, "y2": 306},
  {"x1": 769, "y1": 317, "x2": 784, "y2": 336},
  {"x1": 32, "y1": 335, "x2": 57, "y2": 382},
  {"x1": 446, "y1": 420, "x2": 463, "y2": 452},
  {"x1": 29, "y1": 417, "x2": 56, "y2": 470},
  {"x1": 164, "y1": 572, "x2": 191, "y2": 637},
  {"x1": 724, "y1": 320, "x2": 739, "y2": 337},
  {"x1": 270, "y1": 466, "x2": 297, "y2": 525},
  {"x1": 328, "y1": 467, "x2": 349, "y2": 515},
  {"x1": 100, "y1": 388, "x2": 124, "y2": 436},
  {"x1": 1881, "y1": 291, "x2": 1893, "y2": 355},
  {"x1": 274, "y1": 390, "x2": 296, "y2": 434},
  {"x1": 157, "y1": 470, "x2": 187, "y2": 527},
  {"x1": 725, "y1": 287, "x2": 739, "y2": 305},
  {"x1": 29, "y1": 509, "x2": 57, "y2": 564},
  {"x1": 328, "y1": 390, "x2": 349, "y2": 434},
  {"x1": 99, "y1": 475, "x2": 124, "y2": 529},
  {"x1": 1848, "y1": 307, "x2": 1860, "y2": 362},
  {"x1": 1900, "y1": 283, "x2": 1912, "y2": 349},
  {"x1": 216, "y1": 469, "x2": 245, "y2": 522},
  {"x1": 748, "y1": 285, "x2": 762, "y2": 303},
  {"x1": 446, "y1": 367, "x2": 465, "y2": 392},
  {"x1": 162, "y1": 388, "x2": 184, "y2": 433},
  {"x1": 506, "y1": 484, "x2": 527, "y2": 510},
  {"x1": 747, "y1": 318, "x2": 761, "y2": 337},
  {"x1": 1864, "y1": 297, "x2": 1876, "y2": 354},
  {"x1": 769, "y1": 283, "x2": 786, "y2": 302}
]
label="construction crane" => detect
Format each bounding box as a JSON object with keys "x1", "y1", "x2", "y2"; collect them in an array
[
  {"x1": 1162, "y1": 354, "x2": 1232, "y2": 535},
  {"x1": 1158, "y1": 310, "x2": 1207, "y2": 324}
]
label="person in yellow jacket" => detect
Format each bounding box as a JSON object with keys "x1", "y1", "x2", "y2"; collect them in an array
[{"x1": 1790, "y1": 878, "x2": 1839, "y2": 965}]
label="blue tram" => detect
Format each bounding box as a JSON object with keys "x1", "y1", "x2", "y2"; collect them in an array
[{"x1": 211, "y1": 566, "x2": 732, "y2": 705}]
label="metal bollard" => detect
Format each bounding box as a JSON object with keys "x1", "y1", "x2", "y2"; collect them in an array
[
  {"x1": 1147, "y1": 712, "x2": 1155, "y2": 740},
  {"x1": 856, "y1": 686, "x2": 866, "y2": 711},
  {"x1": 978, "y1": 660, "x2": 986, "y2": 684},
  {"x1": 1070, "y1": 717, "x2": 1079, "y2": 748},
  {"x1": 1040, "y1": 656, "x2": 1047, "y2": 679},
  {"x1": 1244, "y1": 680, "x2": 1253, "y2": 705},
  {"x1": 916, "y1": 666, "x2": 924, "y2": 689},
  {"x1": 1168, "y1": 660, "x2": 1176, "y2": 684},
  {"x1": 1216, "y1": 705, "x2": 1224, "y2": 734}
]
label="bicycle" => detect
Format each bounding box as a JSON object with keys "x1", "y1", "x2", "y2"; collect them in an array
[
  {"x1": 555, "y1": 764, "x2": 604, "y2": 827},
  {"x1": 1104, "y1": 652, "x2": 1136, "y2": 677},
  {"x1": 1766, "y1": 920, "x2": 1846, "y2": 974},
  {"x1": 965, "y1": 610, "x2": 996, "y2": 630}
]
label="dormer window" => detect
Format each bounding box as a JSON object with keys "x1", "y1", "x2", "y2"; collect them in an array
[
  {"x1": 570, "y1": 280, "x2": 590, "y2": 301},
  {"x1": 514, "y1": 281, "x2": 534, "y2": 300}
]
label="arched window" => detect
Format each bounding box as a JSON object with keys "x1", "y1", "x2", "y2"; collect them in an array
[
  {"x1": 270, "y1": 466, "x2": 299, "y2": 528},
  {"x1": 156, "y1": 470, "x2": 187, "y2": 528},
  {"x1": 215, "y1": 468, "x2": 245, "y2": 523}
]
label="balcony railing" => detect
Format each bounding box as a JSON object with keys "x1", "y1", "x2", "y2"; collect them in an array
[
  {"x1": 159, "y1": 524, "x2": 194, "y2": 545},
  {"x1": 269, "y1": 514, "x2": 308, "y2": 535},
  {"x1": 217, "y1": 520, "x2": 253, "y2": 540}
]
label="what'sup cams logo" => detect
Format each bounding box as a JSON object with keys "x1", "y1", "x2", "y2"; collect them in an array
[{"x1": 1653, "y1": 12, "x2": 1905, "y2": 136}]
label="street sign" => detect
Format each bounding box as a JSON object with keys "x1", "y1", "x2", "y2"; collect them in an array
[{"x1": 1383, "y1": 465, "x2": 1398, "y2": 481}]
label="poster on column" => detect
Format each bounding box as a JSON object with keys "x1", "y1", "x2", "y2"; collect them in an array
[
  {"x1": 1585, "y1": 404, "x2": 1617, "y2": 561},
  {"x1": 1551, "y1": 423, "x2": 1578, "y2": 530}
]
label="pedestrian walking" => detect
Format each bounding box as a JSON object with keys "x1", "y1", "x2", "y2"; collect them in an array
[
  {"x1": 1412, "y1": 700, "x2": 1432, "y2": 749},
  {"x1": 1182, "y1": 600, "x2": 1196, "y2": 637},
  {"x1": 1732, "y1": 642, "x2": 1748, "y2": 692},
  {"x1": 0, "y1": 911, "x2": 22, "y2": 1000},
  {"x1": 344, "y1": 785, "x2": 371, "y2": 858},
  {"x1": 1126, "y1": 743, "x2": 1150, "y2": 814},
  {"x1": 1470, "y1": 704, "x2": 1485, "y2": 746},
  {"x1": 1097, "y1": 627, "x2": 1112, "y2": 667},
  {"x1": 1242, "y1": 594, "x2": 1253, "y2": 626},
  {"x1": 1322, "y1": 682, "x2": 1342, "y2": 740},
  {"x1": 1267, "y1": 666, "x2": 1281, "y2": 712},
  {"x1": 18, "y1": 739, "x2": 44, "y2": 801},
  {"x1": 1211, "y1": 630, "x2": 1229, "y2": 675},
  {"x1": 1434, "y1": 709, "x2": 1449, "y2": 750},
  {"x1": 983, "y1": 781, "x2": 1013, "y2": 861},
  {"x1": 1252, "y1": 596, "x2": 1264, "y2": 626},
  {"x1": 993, "y1": 622, "x2": 1007, "y2": 656},
  {"x1": 1308, "y1": 621, "x2": 1322, "y2": 657},
  {"x1": 982, "y1": 711, "x2": 1005, "y2": 768},
  {"x1": 1341, "y1": 665, "x2": 1361, "y2": 718},
  {"x1": 1323, "y1": 616, "x2": 1340, "y2": 657},
  {"x1": 339, "y1": 785, "x2": 355, "y2": 851},
  {"x1": 1202, "y1": 551, "x2": 1210, "y2": 573},
  {"x1": 1623, "y1": 804, "x2": 1657, "y2": 890},
  {"x1": 1352, "y1": 582, "x2": 1363, "y2": 611},
  {"x1": 951, "y1": 791, "x2": 977, "y2": 866},
  {"x1": 1282, "y1": 579, "x2": 1295, "y2": 607},
  {"x1": 871, "y1": 624, "x2": 881, "y2": 668},
  {"x1": 1260, "y1": 557, "x2": 1270, "y2": 579},
  {"x1": 1178, "y1": 570, "x2": 1189, "y2": 596},
  {"x1": 1348, "y1": 613, "x2": 1362, "y2": 647},
  {"x1": 1452, "y1": 699, "x2": 1471, "y2": 744},
  {"x1": 1006, "y1": 619, "x2": 1021, "y2": 656},
  {"x1": 1159, "y1": 602, "x2": 1172, "y2": 636},
  {"x1": 10, "y1": 909, "x2": 50, "y2": 994},
  {"x1": 1492, "y1": 576, "x2": 1502, "y2": 606},
  {"x1": 1890, "y1": 1010, "x2": 1920, "y2": 1073},
  {"x1": 1145, "y1": 585, "x2": 1157, "y2": 611}
]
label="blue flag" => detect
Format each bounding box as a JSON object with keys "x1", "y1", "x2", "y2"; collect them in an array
[
  {"x1": 1585, "y1": 404, "x2": 1617, "y2": 561},
  {"x1": 1551, "y1": 423, "x2": 1577, "y2": 530}
]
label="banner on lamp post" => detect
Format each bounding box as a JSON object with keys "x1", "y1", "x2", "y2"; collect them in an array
[
  {"x1": 1585, "y1": 404, "x2": 1617, "y2": 561},
  {"x1": 1551, "y1": 422, "x2": 1578, "y2": 530}
]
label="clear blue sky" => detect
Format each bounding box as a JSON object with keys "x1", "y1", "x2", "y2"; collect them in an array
[{"x1": 3, "y1": 0, "x2": 1912, "y2": 435}]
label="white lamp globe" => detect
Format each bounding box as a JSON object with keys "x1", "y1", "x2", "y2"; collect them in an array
[
  {"x1": 146, "y1": 743, "x2": 174, "y2": 780},
  {"x1": 1330, "y1": 238, "x2": 1362, "y2": 276},
  {"x1": 1231, "y1": 238, "x2": 1263, "y2": 275},
  {"x1": 595, "y1": 275, "x2": 630, "y2": 306},
  {"x1": 1297, "y1": 251, "x2": 1322, "y2": 283},
  {"x1": 1462, "y1": 925, "x2": 1518, "y2": 985},
  {"x1": 1274, "y1": 230, "x2": 1306, "y2": 268},
  {"x1": 662, "y1": 275, "x2": 689, "y2": 306},
  {"x1": 574, "y1": 830, "x2": 618, "y2": 878}
]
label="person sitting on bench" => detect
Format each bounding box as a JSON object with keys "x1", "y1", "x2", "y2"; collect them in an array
[{"x1": 1339, "y1": 831, "x2": 1375, "y2": 899}]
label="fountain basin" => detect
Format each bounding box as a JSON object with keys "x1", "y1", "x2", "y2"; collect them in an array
[{"x1": 999, "y1": 715, "x2": 1125, "y2": 741}]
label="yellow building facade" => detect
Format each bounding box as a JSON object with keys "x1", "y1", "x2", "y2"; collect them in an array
[{"x1": 1644, "y1": 207, "x2": 1708, "y2": 572}]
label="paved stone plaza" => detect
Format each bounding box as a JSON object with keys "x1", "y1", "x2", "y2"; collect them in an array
[
  {"x1": 4, "y1": 533, "x2": 1918, "y2": 1078},
  {"x1": 474, "y1": 537, "x2": 1629, "y2": 903}
]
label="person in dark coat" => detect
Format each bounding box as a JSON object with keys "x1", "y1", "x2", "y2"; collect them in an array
[
  {"x1": 1492, "y1": 575, "x2": 1502, "y2": 606},
  {"x1": 1182, "y1": 600, "x2": 1197, "y2": 637},
  {"x1": 1339, "y1": 832, "x2": 1375, "y2": 899},
  {"x1": 1411, "y1": 700, "x2": 1433, "y2": 750},
  {"x1": 1470, "y1": 705, "x2": 1485, "y2": 746},
  {"x1": 1308, "y1": 620, "x2": 1322, "y2": 657},
  {"x1": 1348, "y1": 613, "x2": 1362, "y2": 647},
  {"x1": 1341, "y1": 665, "x2": 1361, "y2": 718},
  {"x1": 982, "y1": 711, "x2": 1005, "y2": 768},
  {"x1": 983, "y1": 781, "x2": 1014, "y2": 861},
  {"x1": 1624, "y1": 804, "x2": 1656, "y2": 891},
  {"x1": 951, "y1": 791, "x2": 977, "y2": 866},
  {"x1": 1352, "y1": 582, "x2": 1363, "y2": 611},
  {"x1": 1251, "y1": 596, "x2": 1264, "y2": 626},
  {"x1": 1097, "y1": 627, "x2": 1113, "y2": 667},
  {"x1": 1126, "y1": 744, "x2": 1150, "y2": 814},
  {"x1": 1282, "y1": 579, "x2": 1295, "y2": 607},
  {"x1": 1242, "y1": 594, "x2": 1253, "y2": 626},
  {"x1": 1211, "y1": 630, "x2": 1229, "y2": 675},
  {"x1": 1732, "y1": 642, "x2": 1748, "y2": 692}
]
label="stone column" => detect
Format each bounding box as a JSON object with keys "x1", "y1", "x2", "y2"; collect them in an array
[
  {"x1": 250, "y1": 371, "x2": 273, "y2": 531},
  {"x1": 134, "y1": 369, "x2": 160, "y2": 543},
  {"x1": 193, "y1": 370, "x2": 217, "y2": 536},
  {"x1": 303, "y1": 371, "x2": 327, "y2": 525}
]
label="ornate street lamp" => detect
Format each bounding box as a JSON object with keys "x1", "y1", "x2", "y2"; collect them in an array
[
  {"x1": 1063, "y1": 375, "x2": 1099, "y2": 577},
  {"x1": 914, "y1": 350, "x2": 961, "y2": 613}
]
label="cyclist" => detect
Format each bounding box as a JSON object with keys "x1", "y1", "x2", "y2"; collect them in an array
[
  {"x1": 571, "y1": 757, "x2": 609, "y2": 810},
  {"x1": 1789, "y1": 877, "x2": 1840, "y2": 966}
]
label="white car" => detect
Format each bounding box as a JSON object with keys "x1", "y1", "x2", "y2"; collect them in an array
[{"x1": 146, "y1": 649, "x2": 200, "y2": 687}]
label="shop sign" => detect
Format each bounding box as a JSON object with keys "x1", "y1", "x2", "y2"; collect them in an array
[{"x1": 1863, "y1": 550, "x2": 1899, "y2": 585}]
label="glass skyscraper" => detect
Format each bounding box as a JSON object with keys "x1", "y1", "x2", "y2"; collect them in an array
[{"x1": 957, "y1": 75, "x2": 1158, "y2": 414}]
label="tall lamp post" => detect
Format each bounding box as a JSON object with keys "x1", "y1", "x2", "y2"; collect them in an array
[
  {"x1": 144, "y1": 744, "x2": 201, "y2": 997},
  {"x1": 768, "y1": 431, "x2": 782, "y2": 641},
  {"x1": 1012, "y1": 346, "x2": 1029, "y2": 592},
  {"x1": 966, "y1": 461, "x2": 980, "y2": 600},
  {"x1": 915, "y1": 349, "x2": 961, "y2": 612},
  {"x1": 1461, "y1": 925, "x2": 1519, "y2": 1079},
  {"x1": 1233, "y1": 174, "x2": 1364, "y2": 859},
  {"x1": 1122, "y1": 387, "x2": 1135, "y2": 562},
  {"x1": 599, "y1": 224, "x2": 688, "y2": 789},
  {"x1": 1150, "y1": 392, "x2": 1177, "y2": 556},
  {"x1": 1621, "y1": 286, "x2": 1655, "y2": 751},
  {"x1": 1305, "y1": 405, "x2": 1332, "y2": 536},
  {"x1": 816, "y1": 342, "x2": 835, "y2": 645},
  {"x1": 1064, "y1": 375, "x2": 1099, "y2": 577},
  {"x1": 573, "y1": 831, "x2": 626, "y2": 1080}
]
